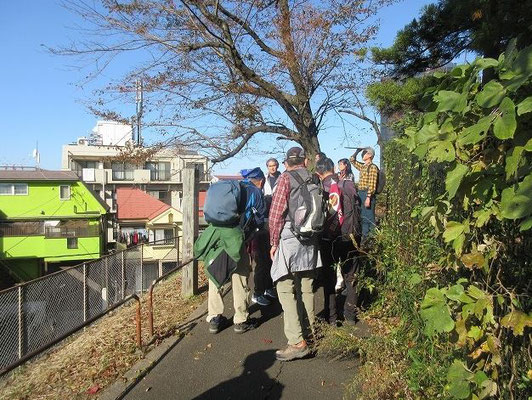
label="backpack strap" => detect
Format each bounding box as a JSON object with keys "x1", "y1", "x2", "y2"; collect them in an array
[{"x1": 287, "y1": 169, "x2": 308, "y2": 187}]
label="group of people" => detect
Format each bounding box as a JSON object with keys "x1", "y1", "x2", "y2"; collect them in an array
[{"x1": 196, "y1": 145, "x2": 379, "y2": 362}]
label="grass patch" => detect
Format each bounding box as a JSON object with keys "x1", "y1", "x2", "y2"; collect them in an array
[
  {"x1": 0, "y1": 269, "x2": 208, "y2": 400},
  {"x1": 317, "y1": 316, "x2": 415, "y2": 400}
]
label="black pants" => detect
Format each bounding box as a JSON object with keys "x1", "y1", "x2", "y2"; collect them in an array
[
  {"x1": 319, "y1": 238, "x2": 359, "y2": 323},
  {"x1": 252, "y1": 229, "x2": 273, "y2": 295}
]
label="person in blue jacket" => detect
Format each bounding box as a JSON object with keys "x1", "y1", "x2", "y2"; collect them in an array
[{"x1": 207, "y1": 167, "x2": 266, "y2": 335}]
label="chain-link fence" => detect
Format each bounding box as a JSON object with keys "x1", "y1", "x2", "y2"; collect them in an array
[{"x1": 0, "y1": 237, "x2": 180, "y2": 373}]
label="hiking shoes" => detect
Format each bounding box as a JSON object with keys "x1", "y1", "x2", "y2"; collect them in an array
[
  {"x1": 264, "y1": 288, "x2": 278, "y2": 299},
  {"x1": 234, "y1": 319, "x2": 257, "y2": 334},
  {"x1": 251, "y1": 293, "x2": 271, "y2": 306},
  {"x1": 343, "y1": 318, "x2": 358, "y2": 327},
  {"x1": 208, "y1": 315, "x2": 225, "y2": 334},
  {"x1": 275, "y1": 340, "x2": 310, "y2": 361}
]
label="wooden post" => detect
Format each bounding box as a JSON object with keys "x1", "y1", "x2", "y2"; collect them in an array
[
  {"x1": 181, "y1": 166, "x2": 199, "y2": 297},
  {"x1": 140, "y1": 244, "x2": 144, "y2": 292}
]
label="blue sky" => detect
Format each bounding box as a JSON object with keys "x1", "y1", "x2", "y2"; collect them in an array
[{"x1": 0, "y1": 0, "x2": 434, "y2": 175}]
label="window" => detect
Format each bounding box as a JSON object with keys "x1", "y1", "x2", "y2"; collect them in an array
[
  {"x1": 0, "y1": 184, "x2": 12, "y2": 195},
  {"x1": 14, "y1": 184, "x2": 28, "y2": 195},
  {"x1": 71, "y1": 160, "x2": 97, "y2": 176},
  {"x1": 146, "y1": 162, "x2": 171, "y2": 181},
  {"x1": 0, "y1": 183, "x2": 28, "y2": 195},
  {"x1": 60, "y1": 185, "x2": 71, "y2": 200},
  {"x1": 112, "y1": 162, "x2": 135, "y2": 181},
  {"x1": 152, "y1": 228, "x2": 174, "y2": 245},
  {"x1": 67, "y1": 237, "x2": 78, "y2": 249}
]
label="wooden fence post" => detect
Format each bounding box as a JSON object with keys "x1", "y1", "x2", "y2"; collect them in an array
[{"x1": 181, "y1": 166, "x2": 199, "y2": 297}]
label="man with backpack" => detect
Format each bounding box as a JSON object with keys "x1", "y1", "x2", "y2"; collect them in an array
[
  {"x1": 316, "y1": 157, "x2": 361, "y2": 326},
  {"x1": 195, "y1": 167, "x2": 266, "y2": 335},
  {"x1": 269, "y1": 147, "x2": 323, "y2": 362},
  {"x1": 350, "y1": 147, "x2": 379, "y2": 241}
]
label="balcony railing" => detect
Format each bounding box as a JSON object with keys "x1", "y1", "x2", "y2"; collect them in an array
[
  {"x1": 149, "y1": 170, "x2": 172, "y2": 181},
  {"x1": 45, "y1": 225, "x2": 100, "y2": 238},
  {"x1": 0, "y1": 222, "x2": 100, "y2": 238},
  {"x1": 112, "y1": 170, "x2": 134, "y2": 181},
  {"x1": 0, "y1": 222, "x2": 44, "y2": 237}
]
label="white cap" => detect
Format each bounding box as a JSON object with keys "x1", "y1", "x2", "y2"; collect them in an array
[{"x1": 363, "y1": 147, "x2": 375, "y2": 157}]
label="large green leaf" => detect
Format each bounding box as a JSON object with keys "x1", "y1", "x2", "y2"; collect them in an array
[
  {"x1": 445, "y1": 284, "x2": 465, "y2": 302},
  {"x1": 500, "y1": 174, "x2": 532, "y2": 219},
  {"x1": 517, "y1": 96, "x2": 532, "y2": 115},
  {"x1": 420, "y1": 288, "x2": 455, "y2": 336},
  {"x1": 451, "y1": 65, "x2": 469, "y2": 78},
  {"x1": 476, "y1": 81, "x2": 505, "y2": 108},
  {"x1": 493, "y1": 97, "x2": 517, "y2": 139},
  {"x1": 446, "y1": 360, "x2": 473, "y2": 399},
  {"x1": 453, "y1": 232, "x2": 466, "y2": 256},
  {"x1": 505, "y1": 146, "x2": 524, "y2": 180},
  {"x1": 512, "y1": 45, "x2": 532, "y2": 77},
  {"x1": 443, "y1": 221, "x2": 465, "y2": 242},
  {"x1": 474, "y1": 208, "x2": 493, "y2": 227},
  {"x1": 435, "y1": 90, "x2": 467, "y2": 113},
  {"x1": 457, "y1": 116, "x2": 494, "y2": 146},
  {"x1": 416, "y1": 122, "x2": 439, "y2": 144},
  {"x1": 520, "y1": 217, "x2": 532, "y2": 232},
  {"x1": 446, "y1": 163, "x2": 469, "y2": 199},
  {"x1": 473, "y1": 58, "x2": 499, "y2": 70},
  {"x1": 504, "y1": 74, "x2": 529, "y2": 92},
  {"x1": 428, "y1": 140, "x2": 455, "y2": 162},
  {"x1": 500, "y1": 310, "x2": 532, "y2": 335},
  {"x1": 413, "y1": 143, "x2": 429, "y2": 159},
  {"x1": 525, "y1": 138, "x2": 532, "y2": 152}
]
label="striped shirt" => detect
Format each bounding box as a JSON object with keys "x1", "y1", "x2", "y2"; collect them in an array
[{"x1": 350, "y1": 159, "x2": 378, "y2": 196}]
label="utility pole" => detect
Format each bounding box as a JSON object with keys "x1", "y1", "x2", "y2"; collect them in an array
[{"x1": 135, "y1": 79, "x2": 143, "y2": 146}]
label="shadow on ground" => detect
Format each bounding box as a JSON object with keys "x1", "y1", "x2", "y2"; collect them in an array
[{"x1": 192, "y1": 350, "x2": 283, "y2": 400}]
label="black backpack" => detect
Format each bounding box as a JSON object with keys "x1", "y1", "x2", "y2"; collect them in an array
[
  {"x1": 286, "y1": 170, "x2": 327, "y2": 242},
  {"x1": 338, "y1": 180, "x2": 362, "y2": 242},
  {"x1": 376, "y1": 167, "x2": 386, "y2": 195}
]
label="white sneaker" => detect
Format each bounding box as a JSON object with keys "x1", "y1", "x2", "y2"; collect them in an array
[
  {"x1": 264, "y1": 288, "x2": 277, "y2": 299},
  {"x1": 335, "y1": 267, "x2": 345, "y2": 292},
  {"x1": 251, "y1": 293, "x2": 271, "y2": 306}
]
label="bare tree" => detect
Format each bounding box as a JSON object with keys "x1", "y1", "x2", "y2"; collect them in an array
[{"x1": 56, "y1": 0, "x2": 393, "y2": 162}]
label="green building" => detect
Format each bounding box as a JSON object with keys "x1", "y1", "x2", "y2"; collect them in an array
[{"x1": 0, "y1": 169, "x2": 108, "y2": 284}]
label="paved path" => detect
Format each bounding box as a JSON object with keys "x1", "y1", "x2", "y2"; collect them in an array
[{"x1": 123, "y1": 286, "x2": 359, "y2": 400}]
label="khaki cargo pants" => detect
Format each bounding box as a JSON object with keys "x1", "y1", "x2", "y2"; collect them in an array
[{"x1": 207, "y1": 247, "x2": 251, "y2": 325}]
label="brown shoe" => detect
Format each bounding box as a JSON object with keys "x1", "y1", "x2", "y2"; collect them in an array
[{"x1": 275, "y1": 340, "x2": 310, "y2": 361}]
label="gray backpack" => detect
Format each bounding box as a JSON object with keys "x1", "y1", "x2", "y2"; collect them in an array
[{"x1": 287, "y1": 170, "x2": 326, "y2": 242}]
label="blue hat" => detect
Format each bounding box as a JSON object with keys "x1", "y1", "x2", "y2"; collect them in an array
[{"x1": 240, "y1": 167, "x2": 265, "y2": 180}]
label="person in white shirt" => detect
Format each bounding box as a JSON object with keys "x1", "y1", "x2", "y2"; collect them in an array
[{"x1": 263, "y1": 158, "x2": 281, "y2": 198}]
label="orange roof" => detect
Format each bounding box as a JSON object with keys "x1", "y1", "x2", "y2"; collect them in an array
[{"x1": 116, "y1": 187, "x2": 170, "y2": 220}]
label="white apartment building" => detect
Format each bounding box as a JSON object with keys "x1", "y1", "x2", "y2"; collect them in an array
[{"x1": 61, "y1": 121, "x2": 210, "y2": 243}]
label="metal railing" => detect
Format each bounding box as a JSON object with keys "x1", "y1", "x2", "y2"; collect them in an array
[
  {"x1": 0, "y1": 222, "x2": 45, "y2": 237},
  {"x1": 0, "y1": 237, "x2": 180, "y2": 374}
]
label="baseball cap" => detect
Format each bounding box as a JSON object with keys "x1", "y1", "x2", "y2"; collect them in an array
[
  {"x1": 362, "y1": 147, "x2": 375, "y2": 157},
  {"x1": 240, "y1": 167, "x2": 265, "y2": 180},
  {"x1": 284, "y1": 147, "x2": 306, "y2": 162}
]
